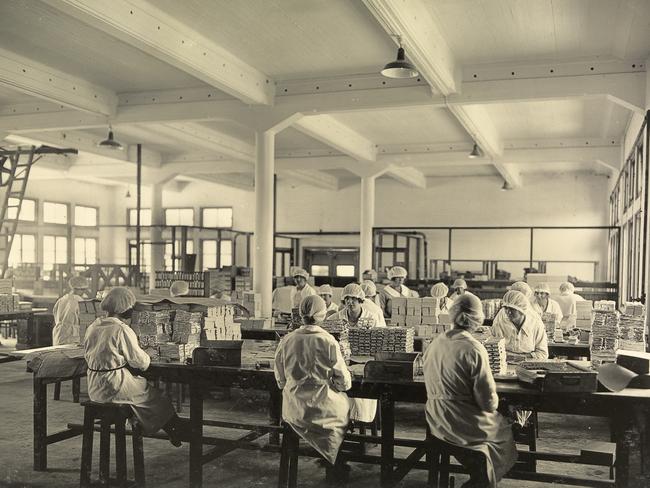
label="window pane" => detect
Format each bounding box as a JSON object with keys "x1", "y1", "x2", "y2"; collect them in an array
[
  {"x1": 55, "y1": 236, "x2": 67, "y2": 263},
  {"x1": 336, "y1": 265, "x2": 355, "y2": 277},
  {"x1": 202, "y1": 240, "x2": 217, "y2": 269},
  {"x1": 310, "y1": 265, "x2": 329, "y2": 276},
  {"x1": 8, "y1": 235, "x2": 21, "y2": 266},
  {"x1": 8, "y1": 198, "x2": 36, "y2": 221},
  {"x1": 202, "y1": 207, "x2": 233, "y2": 228},
  {"x1": 219, "y1": 240, "x2": 232, "y2": 267},
  {"x1": 22, "y1": 235, "x2": 35, "y2": 263},
  {"x1": 75, "y1": 206, "x2": 97, "y2": 226},
  {"x1": 129, "y1": 208, "x2": 152, "y2": 226},
  {"x1": 165, "y1": 208, "x2": 193, "y2": 226},
  {"x1": 74, "y1": 238, "x2": 85, "y2": 263},
  {"x1": 180, "y1": 209, "x2": 193, "y2": 225},
  {"x1": 86, "y1": 239, "x2": 97, "y2": 264},
  {"x1": 43, "y1": 202, "x2": 67, "y2": 224}
]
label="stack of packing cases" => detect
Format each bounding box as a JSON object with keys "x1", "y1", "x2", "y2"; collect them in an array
[
  {"x1": 575, "y1": 300, "x2": 594, "y2": 330},
  {"x1": 391, "y1": 297, "x2": 452, "y2": 341},
  {"x1": 619, "y1": 302, "x2": 646, "y2": 352},
  {"x1": 0, "y1": 278, "x2": 20, "y2": 313},
  {"x1": 347, "y1": 326, "x2": 415, "y2": 355},
  {"x1": 78, "y1": 300, "x2": 107, "y2": 342},
  {"x1": 591, "y1": 308, "x2": 620, "y2": 365},
  {"x1": 203, "y1": 305, "x2": 241, "y2": 342}
]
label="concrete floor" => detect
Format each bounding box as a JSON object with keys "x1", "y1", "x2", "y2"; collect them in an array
[{"x1": 0, "y1": 340, "x2": 613, "y2": 488}]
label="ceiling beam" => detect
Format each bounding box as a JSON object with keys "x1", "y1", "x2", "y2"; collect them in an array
[
  {"x1": 282, "y1": 170, "x2": 340, "y2": 191},
  {"x1": 384, "y1": 165, "x2": 426, "y2": 189},
  {"x1": 0, "y1": 46, "x2": 117, "y2": 116},
  {"x1": 182, "y1": 173, "x2": 255, "y2": 192},
  {"x1": 42, "y1": 0, "x2": 274, "y2": 105},
  {"x1": 292, "y1": 114, "x2": 376, "y2": 161}
]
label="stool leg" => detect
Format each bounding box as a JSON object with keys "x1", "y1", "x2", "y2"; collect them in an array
[
  {"x1": 80, "y1": 409, "x2": 95, "y2": 488},
  {"x1": 439, "y1": 452, "x2": 450, "y2": 488},
  {"x1": 132, "y1": 422, "x2": 146, "y2": 487},
  {"x1": 288, "y1": 431, "x2": 299, "y2": 488},
  {"x1": 427, "y1": 449, "x2": 440, "y2": 487},
  {"x1": 115, "y1": 417, "x2": 127, "y2": 487},
  {"x1": 99, "y1": 417, "x2": 111, "y2": 486},
  {"x1": 278, "y1": 429, "x2": 291, "y2": 488},
  {"x1": 72, "y1": 377, "x2": 81, "y2": 403},
  {"x1": 175, "y1": 383, "x2": 183, "y2": 413},
  {"x1": 53, "y1": 381, "x2": 61, "y2": 401}
]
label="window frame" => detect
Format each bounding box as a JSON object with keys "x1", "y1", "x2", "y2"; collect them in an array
[
  {"x1": 127, "y1": 208, "x2": 152, "y2": 227},
  {"x1": 74, "y1": 204, "x2": 99, "y2": 227},
  {"x1": 8, "y1": 197, "x2": 37, "y2": 222},
  {"x1": 8, "y1": 233, "x2": 37, "y2": 266},
  {"x1": 42, "y1": 235, "x2": 68, "y2": 270},
  {"x1": 74, "y1": 237, "x2": 98, "y2": 266},
  {"x1": 42, "y1": 201, "x2": 69, "y2": 225},
  {"x1": 201, "y1": 206, "x2": 233, "y2": 229},
  {"x1": 164, "y1": 207, "x2": 194, "y2": 226}
]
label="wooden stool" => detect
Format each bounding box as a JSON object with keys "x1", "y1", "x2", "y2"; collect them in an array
[
  {"x1": 80, "y1": 401, "x2": 145, "y2": 487},
  {"x1": 278, "y1": 423, "x2": 300, "y2": 488},
  {"x1": 426, "y1": 431, "x2": 488, "y2": 488}
]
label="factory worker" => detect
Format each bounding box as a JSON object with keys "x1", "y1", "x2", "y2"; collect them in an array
[
  {"x1": 169, "y1": 280, "x2": 189, "y2": 297},
  {"x1": 491, "y1": 290, "x2": 548, "y2": 361},
  {"x1": 332, "y1": 283, "x2": 384, "y2": 329},
  {"x1": 508, "y1": 281, "x2": 536, "y2": 310},
  {"x1": 318, "y1": 284, "x2": 339, "y2": 316},
  {"x1": 424, "y1": 293, "x2": 516, "y2": 487},
  {"x1": 290, "y1": 267, "x2": 316, "y2": 308},
  {"x1": 362, "y1": 269, "x2": 378, "y2": 283},
  {"x1": 430, "y1": 282, "x2": 453, "y2": 313},
  {"x1": 531, "y1": 283, "x2": 563, "y2": 327},
  {"x1": 450, "y1": 278, "x2": 468, "y2": 298},
  {"x1": 52, "y1": 276, "x2": 89, "y2": 345},
  {"x1": 274, "y1": 295, "x2": 351, "y2": 479},
  {"x1": 555, "y1": 282, "x2": 584, "y2": 330},
  {"x1": 84, "y1": 287, "x2": 182, "y2": 446},
  {"x1": 378, "y1": 266, "x2": 418, "y2": 318},
  {"x1": 360, "y1": 280, "x2": 387, "y2": 327}
]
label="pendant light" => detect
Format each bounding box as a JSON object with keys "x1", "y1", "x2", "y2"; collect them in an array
[
  {"x1": 501, "y1": 181, "x2": 513, "y2": 191},
  {"x1": 468, "y1": 143, "x2": 482, "y2": 158},
  {"x1": 97, "y1": 125, "x2": 123, "y2": 150},
  {"x1": 381, "y1": 37, "x2": 418, "y2": 79}
]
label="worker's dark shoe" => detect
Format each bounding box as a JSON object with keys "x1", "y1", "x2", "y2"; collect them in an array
[{"x1": 325, "y1": 462, "x2": 350, "y2": 484}]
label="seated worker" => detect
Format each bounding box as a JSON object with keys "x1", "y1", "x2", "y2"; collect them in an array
[
  {"x1": 290, "y1": 267, "x2": 316, "y2": 308},
  {"x1": 378, "y1": 265, "x2": 418, "y2": 318},
  {"x1": 450, "y1": 278, "x2": 468, "y2": 300},
  {"x1": 360, "y1": 280, "x2": 387, "y2": 327},
  {"x1": 318, "y1": 284, "x2": 339, "y2": 317},
  {"x1": 508, "y1": 281, "x2": 536, "y2": 310},
  {"x1": 274, "y1": 295, "x2": 352, "y2": 481},
  {"x1": 84, "y1": 287, "x2": 183, "y2": 446},
  {"x1": 531, "y1": 283, "x2": 563, "y2": 327},
  {"x1": 491, "y1": 290, "x2": 548, "y2": 362},
  {"x1": 555, "y1": 282, "x2": 584, "y2": 330},
  {"x1": 424, "y1": 293, "x2": 517, "y2": 487},
  {"x1": 169, "y1": 280, "x2": 189, "y2": 297},
  {"x1": 361, "y1": 269, "x2": 378, "y2": 283},
  {"x1": 53, "y1": 276, "x2": 90, "y2": 345},
  {"x1": 332, "y1": 283, "x2": 384, "y2": 328},
  {"x1": 209, "y1": 285, "x2": 231, "y2": 301},
  {"x1": 430, "y1": 282, "x2": 453, "y2": 313}
]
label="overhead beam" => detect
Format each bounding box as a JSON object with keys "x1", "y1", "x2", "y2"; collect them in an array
[
  {"x1": 282, "y1": 170, "x2": 340, "y2": 191},
  {"x1": 42, "y1": 0, "x2": 274, "y2": 105},
  {"x1": 293, "y1": 114, "x2": 376, "y2": 161},
  {"x1": 183, "y1": 173, "x2": 255, "y2": 192},
  {"x1": 0, "y1": 46, "x2": 117, "y2": 115},
  {"x1": 384, "y1": 165, "x2": 426, "y2": 189}
]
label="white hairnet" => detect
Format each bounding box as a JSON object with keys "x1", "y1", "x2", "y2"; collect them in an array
[
  {"x1": 342, "y1": 283, "x2": 365, "y2": 301},
  {"x1": 452, "y1": 278, "x2": 468, "y2": 290},
  {"x1": 449, "y1": 292, "x2": 484, "y2": 330},
  {"x1": 299, "y1": 295, "x2": 327, "y2": 324},
  {"x1": 69, "y1": 276, "x2": 89, "y2": 289},
  {"x1": 502, "y1": 290, "x2": 529, "y2": 314},
  {"x1": 430, "y1": 282, "x2": 449, "y2": 299},
  {"x1": 360, "y1": 280, "x2": 377, "y2": 298},
  {"x1": 559, "y1": 282, "x2": 575, "y2": 294},
  {"x1": 292, "y1": 267, "x2": 309, "y2": 280},
  {"x1": 534, "y1": 283, "x2": 551, "y2": 295},
  {"x1": 387, "y1": 266, "x2": 407, "y2": 280},
  {"x1": 362, "y1": 269, "x2": 378, "y2": 281},
  {"x1": 508, "y1": 281, "x2": 532, "y2": 298},
  {"x1": 101, "y1": 287, "x2": 136, "y2": 315},
  {"x1": 318, "y1": 284, "x2": 333, "y2": 296},
  {"x1": 170, "y1": 280, "x2": 189, "y2": 297}
]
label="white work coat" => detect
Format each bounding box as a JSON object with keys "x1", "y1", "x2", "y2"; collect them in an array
[
  {"x1": 423, "y1": 329, "x2": 517, "y2": 487},
  {"x1": 274, "y1": 324, "x2": 351, "y2": 464},
  {"x1": 378, "y1": 284, "x2": 417, "y2": 318},
  {"x1": 331, "y1": 305, "x2": 384, "y2": 423},
  {"x1": 490, "y1": 309, "x2": 549, "y2": 360},
  {"x1": 291, "y1": 284, "x2": 316, "y2": 308},
  {"x1": 531, "y1": 298, "x2": 563, "y2": 327},
  {"x1": 325, "y1": 301, "x2": 339, "y2": 317},
  {"x1": 555, "y1": 293, "x2": 584, "y2": 330},
  {"x1": 363, "y1": 298, "x2": 387, "y2": 327},
  {"x1": 52, "y1": 292, "x2": 84, "y2": 345},
  {"x1": 84, "y1": 317, "x2": 175, "y2": 434}
]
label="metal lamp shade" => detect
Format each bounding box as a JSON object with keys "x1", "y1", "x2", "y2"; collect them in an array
[
  {"x1": 381, "y1": 47, "x2": 418, "y2": 79},
  {"x1": 97, "y1": 130, "x2": 123, "y2": 150}
]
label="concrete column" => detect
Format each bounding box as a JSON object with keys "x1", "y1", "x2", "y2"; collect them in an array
[
  {"x1": 359, "y1": 176, "x2": 376, "y2": 281},
  {"x1": 254, "y1": 130, "x2": 275, "y2": 317},
  {"x1": 149, "y1": 182, "x2": 164, "y2": 291}
]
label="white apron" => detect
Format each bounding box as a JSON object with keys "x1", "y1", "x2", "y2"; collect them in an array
[
  {"x1": 274, "y1": 325, "x2": 351, "y2": 464},
  {"x1": 52, "y1": 293, "x2": 83, "y2": 345},
  {"x1": 84, "y1": 317, "x2": 175, "y2": 434}
]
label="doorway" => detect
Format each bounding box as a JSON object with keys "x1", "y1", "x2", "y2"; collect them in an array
[{"x1": 303, "y1": 247, "x2": 359, "y2": 286}]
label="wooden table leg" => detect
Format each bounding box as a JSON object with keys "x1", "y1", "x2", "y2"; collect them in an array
[
  {"x1": 613, "y1": 404, "x2": 650, "y2": 488},
  {"x1": 189, "y1": 384, "x2": 203, "y2": 488},
  {"x1": 269, "y1": 388, "x2": 282, "y2": 446},
  {"x1": 72, "y1": 377, "x2": 81, "y2": 403},
  {"x1": 33, "y1": 376, "x2": 47, "y2": 471},
  {"x1": 380, "y1": 392, "x2": 394, "y2": 487}
]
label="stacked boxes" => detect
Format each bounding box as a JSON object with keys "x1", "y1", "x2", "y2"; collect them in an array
[
  {"x1": 575, "y1": 301, "x2": 594, "y2": 330},
  {"x1": 392, "y1": 297, "x2": 454, "y2": 328},
  {"x1": 623, "y1": 302, "x2": 645, "y2": 317},
  {"x1": 242, "y1": 292, "x2": 261, "y2": 317},
  {"x1": 541, "y1": 312, "x2": 558, "y2": 341},
  {"x1": 321, "y1": 319, "x2": 351, "y2": 360},
  {"x1": 133, "y1": 310, "x2": 172, "y2": 346},
  {"x1": 348, "y1": 327, "x2": 414, "y2": 355},
  {"x1": 0, "y1": 278, "x2": 13, "y2": 294},
  {"x1": 0, "y1": 293, "x2": 19, "y2": 313},
  {"x1": 171, "y1": 310, "x2": 202, "y2": 343},
  {"x1": 482, "y1": 299, "x2": 502, "y2": 320},
  {"x1": 390, "y1": 297, "x2": 407, "y2": 326},
  {"x1": 618, "y1": 314, "x2": 646, "y2": 352},
  {"x1": 481, "y1": 338, "x2": 507, "y2": 375},
  {"x1": 405, "y1": 298, "x2": 422, "y2": 327},
  {"x1": 206, "y1": 268, "x2": 234, "y2": 294},
  {"x1": 203, "y1": 305, "x2": 241, "y2": 341},
  {"x1": 234, "y1": 268, "x2": 253, "y2": 292},
  {"x1": 155, "y1": 271, "x2": 206, "y2": 297},
  {"x1": 594, "y1": 300, "x2": 617, "y2": 312},
  {"x1": 420, "y1": 298, "x2": 438, "y2": 325},
  {"x1": 78, "y1": 300, "x2": 106, "y2": 342},
  {"x1": 591, "y1": 310, "x2": 620, "y2": 365},
  {"x1": 415, "y1": 323, "x2": 451, "y2": 339},
  {"x1": 239, "y1": 317, "x2": 274, "y2": 329}
]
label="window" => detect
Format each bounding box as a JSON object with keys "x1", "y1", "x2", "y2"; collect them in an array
[
  {"x1": 43, "y1": 236, "x2": 67, "y2": 270},
  {"x1": 128, "y1": 240, "x2": 151, "y2": 273},
  {"x1": 128, "y1": 208, "x2": 152, "y2": 226},
  {"x1": 220, "y1": 239, "x2": 232, "y2": 267},
  {"x1": 7, "y1": 198, "x2": 36, "y2": 221},
  {"x1": 43, "y1": 202, "x2": 68, "y2": 224},
  {"x1": 202, "y1": 240, "x2": 217, "y2": 269},
  {"x1": 164, "y1": 240, "x2": 194, "y2": 270},
  {"x1": 74, "y1": 237, "x2": 97, "y2": 265},
  {"x1": 336, "y1": 265, "x2": 356, "y2": 277},
  {"x1": 310, "y1": 265, "x2": 329, "y2": 277},
  {"x1": 165, "y1": 208, "x2": 194, "y2": 226},
  {"x1": 75, "y1": 205, "x2": 98, "y2": 226},
  {"x1": 8, "y1": 234, "x2": 36, "y2": 266},
  {"x1": 202, "y1": 207, "x2": 233, "y2": 228}
]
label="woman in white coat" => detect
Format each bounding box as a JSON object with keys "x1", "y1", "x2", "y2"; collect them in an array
[
  {"x1": 430, "y1": 282, "x2": 454, "y2": 314},
  {"x1": 274, "y1": 295, "x2": 351, "y2": 478},
  {"x1": 290, "y1": 267, "x2": 316, "y2": 308},
  {"x1": 531, "y1": 283, "x2": 563, "y2": 327},
  {"x1": 378, "y1": 266, "x2": 418, "y2": 318},
  {"x1": 555, "y1": 282, "x2": 584, "y2": 330},
  {"x1": 318, "y1": 284, "x2": 339, "y2": 317},
  {"x1": 84, "y1": 287, "x2": 182, "y2": 446},
  {"x1": 52, "y1": 276, "x2": 89, "y2": 345},
  {"x1": 423, "y1": 293, "x2": 516, "y2": 487},
  {"x1": 360, "y1": 280, "x2": 387, "y2": 327}
]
